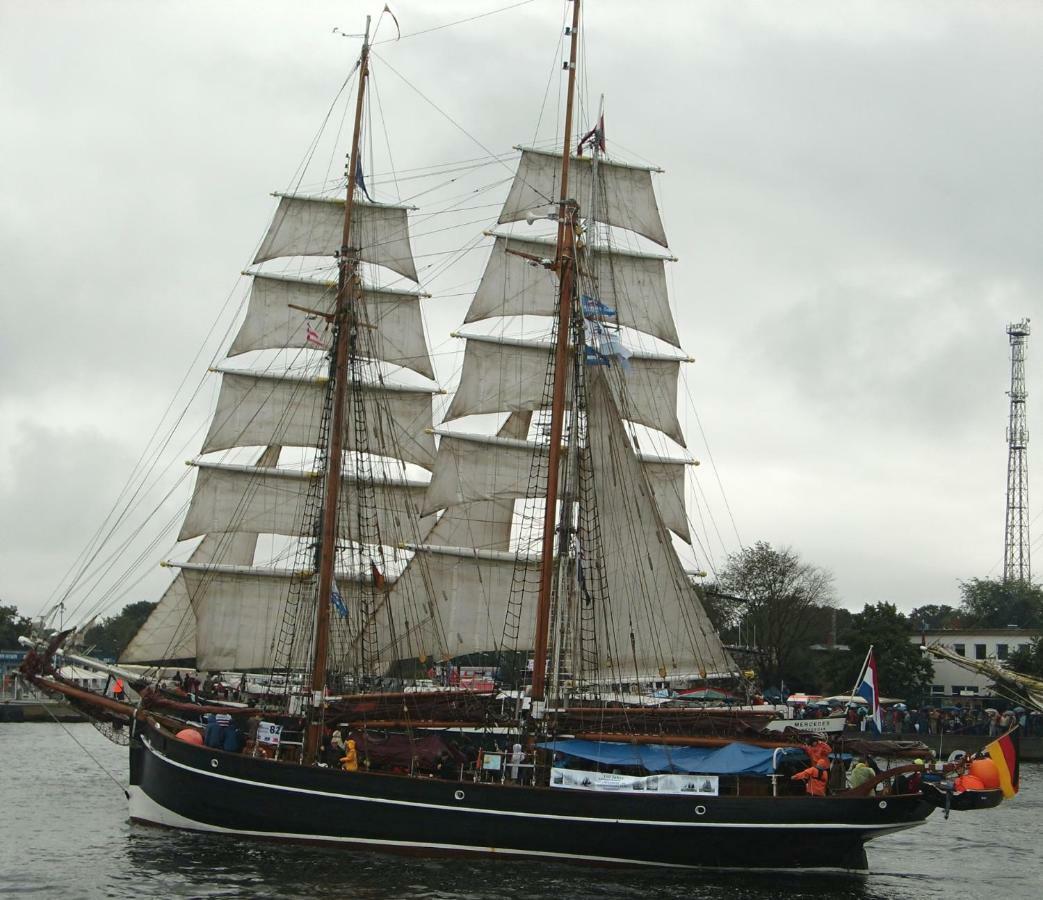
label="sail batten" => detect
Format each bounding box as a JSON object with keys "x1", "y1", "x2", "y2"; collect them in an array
[
  {"x1": 499, "y1": 148, "x2": 668, "y2": 247},
  {"x1": 253, "y1": 193, "x2": 418, "y2": 281}
]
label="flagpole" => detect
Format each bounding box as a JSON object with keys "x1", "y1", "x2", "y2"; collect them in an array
[{"x1": 850, "y1": 645, "x2": 873, "y2": 700}]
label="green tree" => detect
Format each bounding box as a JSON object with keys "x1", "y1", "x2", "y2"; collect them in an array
[
  {"x1": 958, "y1": 578, "x2": 1043, "y2": 628},
  {"x1": 908, "y1": 603, "x2": 963, "y2": 630},
  {"x1": 0, "y1": 603, "x2": 33, "y2": 649},
  {"x1": 717, "y1": 542, "x2": 836, "y2": 690},
  {"x1": 83, "y1": 600, "x2": 156, "y2": 659},
  {"x1": 822, "y1": 602, "x2": 933, "y2": 701},
  {"x1": 695, "y1": 584, "x2": 742, "y2": 638},
  {"x1": 1007, "y1": 637, "x2": 1043, "y2": 679}
]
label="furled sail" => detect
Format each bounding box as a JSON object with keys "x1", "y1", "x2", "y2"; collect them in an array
[
  {"x1": 444, "y1": 334, "x2": 685, "y2": 445},
  {"x1": 201, "y1": 369, "x2": 437, "y2": 468},
  {"x1": 467, "y1": 235, "x2": 679, "y2": 347},
  {"x1": 498, "y1": 148, "x2": 668, "y2": 247},
  {"x1": 229, "y1": 273, "x2": 434, "y2": 379},
  {"x1": 585, "y1": 371, "x2": 735, "y2": 680},
  {"x1": 253, "y1": 193, "x2": 418, "y2": 281}
]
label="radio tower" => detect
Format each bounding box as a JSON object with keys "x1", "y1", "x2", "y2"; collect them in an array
[{"x1": 1003, "y1": 319, "x2": 1031, "y2": 583}]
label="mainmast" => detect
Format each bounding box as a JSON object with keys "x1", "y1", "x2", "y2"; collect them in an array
[
  {"x1": 304, "y1": 16, "x2": 371, "y2": 763},
  {"x1": 530, "y1": 0, "x2": 582, "y2": 705}
]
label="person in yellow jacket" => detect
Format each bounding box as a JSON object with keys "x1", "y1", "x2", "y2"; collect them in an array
[{"x1": 340, "y1": 739, "x2": 359, "y2": 772}]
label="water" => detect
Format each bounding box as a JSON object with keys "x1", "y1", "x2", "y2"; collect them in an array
[{"x1": 1, "y1": 724, "x2": 1040, "y2": 899}]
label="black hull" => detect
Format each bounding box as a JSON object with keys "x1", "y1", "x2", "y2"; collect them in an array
[
  {"x1": 129, "y1": 725, "x2": 933, "y2": 872},
  {"x1": 922, "y1": 783, "x2": 1005, "y2": 812}
]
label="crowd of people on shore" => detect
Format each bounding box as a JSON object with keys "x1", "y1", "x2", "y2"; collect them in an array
[{"x1": 792, "y1": 698, "x2": 1039, "y2": 736}]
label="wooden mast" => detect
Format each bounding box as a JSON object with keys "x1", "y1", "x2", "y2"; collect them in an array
[
  {"x1": 530, "y1": 0, "x2": 582, "y2": 704},
  {"x1": 304, "y1": 17, "x2": 371, "y2": 764}
]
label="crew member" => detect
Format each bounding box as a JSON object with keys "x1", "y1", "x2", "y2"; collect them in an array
[
  {"x1": 112, "y1": 677, "x2": 126, "y2": 701},
  {"x1": 341, "y1": 738, "x2": 359, "y2": 772},
  {"x1": 847, "y1": 760, "x2": 875, "y2": 789},
  {"x1": 792, "y1": 759, "x2": 830, "y2": 796}
]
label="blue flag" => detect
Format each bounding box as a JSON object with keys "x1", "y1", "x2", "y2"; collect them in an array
[
  {"x1": 331, "y1": 583, "x2": 348, "y2": 618},
  {"x1": 581, "y1": 294, "x2": 616, "y2": 319},
  {"x1": 355, "y1": 158, "x2": 373, "y2": 202}
]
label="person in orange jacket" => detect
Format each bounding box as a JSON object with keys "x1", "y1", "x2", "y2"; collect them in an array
[
  {"x1": 340, "y1": 739, "x2": 359, "y2": 772},
  {"x1": 792, "y1": 760, "x2": 830, "y2": 796}
]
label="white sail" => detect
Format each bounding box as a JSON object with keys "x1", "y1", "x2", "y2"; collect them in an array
[
  {"x1": 378, "y1": 544, "x2": 532, "y2": 664},
  {"x1": 445, "y1": 334, "x2": 685, "y2": 445},
  {"x1": 499, "y1": 148, "x2": 668, "y2": 247},
  {"x1": 201, "y1": 369, "x2": 437, "y2": 468},
  {"x1": 425, "y1": 412, "x2": 531, "y2": 553},
  {"x1": 121, "y1": 445, "x2": 283, "y2": 666},
  {"x1": 178, "y1": 562, "x2": 392, "y2": 671},
  {"x1": 229, "y1": 273, "x2": 434, "y2": 379},
  {"x1": 119, "y1": 573, "x2": 197, "y2": 666},
  {"x1": 178, "y1": 460, "x2": 430, "y2": 545},
  {"x1": 585, "y1": 371, "x2": 734, "y2": 679},
  {"x1": 467, "y1": 235, "x2": 679, "y2": 347},
  {"x1": 253, "y1": 193, "x2": 418, "y2": 282},
  {"x1": 424, "y1": 429, "x2": 691, "y2": 542}
]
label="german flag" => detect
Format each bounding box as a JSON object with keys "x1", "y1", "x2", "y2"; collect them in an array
[{"x1": 985, "y1": 727, "x2": 1021, "y2": 799}]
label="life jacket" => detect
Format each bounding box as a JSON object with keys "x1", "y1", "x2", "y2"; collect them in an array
[
  {"x1": 811, "y1": 764, "x2": 829, "y2": 793},
  {"x1": 796, "y1": 763, "x2": 829, "y2": 796},
  {"x1": 113, "y1": 679, "x2": 124, "y2": 694}
]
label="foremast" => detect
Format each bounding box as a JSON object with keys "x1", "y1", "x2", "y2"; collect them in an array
[{"x1": 305, "y1": 17, "x2": 372, "y2": 763}]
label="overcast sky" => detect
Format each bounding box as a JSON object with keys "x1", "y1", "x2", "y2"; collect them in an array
[{"x1": 2, "y1": 0, "x2": 1041, "y2": 623}]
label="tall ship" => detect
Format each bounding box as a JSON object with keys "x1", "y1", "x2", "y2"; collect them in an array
[{"x1": 19, "y1": 0, "x2": 972, "y2": 873}]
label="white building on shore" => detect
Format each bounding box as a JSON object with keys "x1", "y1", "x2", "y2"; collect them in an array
[{"x1": 911, "y1": 628, "x2": 1040, "y2": 701}]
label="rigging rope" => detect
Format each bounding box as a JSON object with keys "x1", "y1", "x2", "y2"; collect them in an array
[{"x1": 42, "y1": 703, "x2": 129, "y2": 799}]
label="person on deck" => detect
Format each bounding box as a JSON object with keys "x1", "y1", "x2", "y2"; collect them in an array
[
  {"x1": 792, "y1": 759, "x2": 830, "y2": 796},
  {"x1": 112, "y1": 678, "x2": 126, "y2": 701},
  {"x1": 847, "y1": 760, "x2": 875, "y2": 790},
  {"x1": 341, "y1": 739, "x2": 359, "y2": 772},
  {"x1": 327, "y1": 730, "x2": 346, "y2": 767}
]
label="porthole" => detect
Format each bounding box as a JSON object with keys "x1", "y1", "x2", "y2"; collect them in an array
[
  {"x1": 454, "y1": 790, "x2": 466, "y2": 801},
  {"x1": 211, "y1": 759, "x2": 219, "y2": 769},
  {"x1": 694, "y1": 805, "x2": 707, "y2": 816},
  {"x1": 878, "y1": 800, "x2": 887, "y2": 809}
]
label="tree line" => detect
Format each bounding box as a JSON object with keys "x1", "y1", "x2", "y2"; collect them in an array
[
  {"x1": 0, "y1": 600, "x2": 155, "y2": 660},
  {"x1": 699, "y1": 541, "x2": 1043, "y2": 700}
]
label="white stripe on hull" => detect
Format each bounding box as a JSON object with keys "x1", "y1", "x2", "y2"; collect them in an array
[
  {"x1": 140, "y1": 735, "x2": 921, "y2": 834},
  {"x1": 127, "y1": 786, "x2": 871, "y2": 874}
]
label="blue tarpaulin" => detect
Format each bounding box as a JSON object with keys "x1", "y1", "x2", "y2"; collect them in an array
[{"x1": 538, "y1": 739, "x2": 805, "y2": 775}]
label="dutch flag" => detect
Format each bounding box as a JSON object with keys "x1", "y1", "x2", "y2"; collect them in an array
[{"x1": 854, "y1": 647, "x2": 882, "y2": 733}]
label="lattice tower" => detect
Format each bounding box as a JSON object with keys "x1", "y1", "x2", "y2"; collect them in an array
[{"x1": 1004, "y1": 319, "x2": 1031, "y2": 582}]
